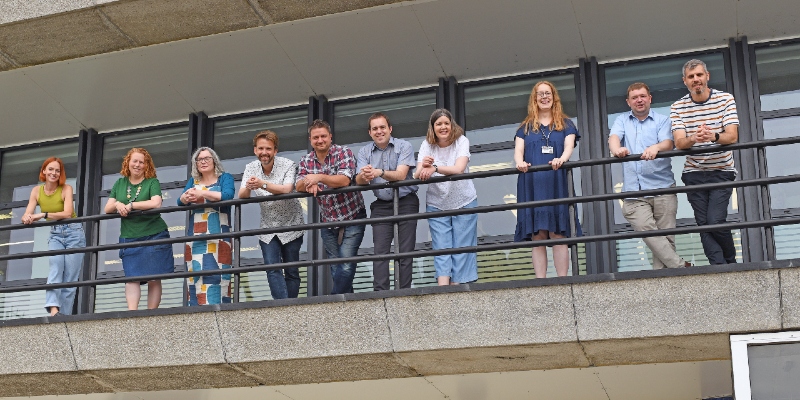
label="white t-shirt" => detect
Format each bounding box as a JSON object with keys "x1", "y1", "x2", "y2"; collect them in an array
[{"x1": 417, "y1": 135, "x2": 477, "y2": 210}]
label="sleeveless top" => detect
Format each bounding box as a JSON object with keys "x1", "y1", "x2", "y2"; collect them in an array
[{"x1": 37, "y1": 185, "x2": 77, "y2": 218}]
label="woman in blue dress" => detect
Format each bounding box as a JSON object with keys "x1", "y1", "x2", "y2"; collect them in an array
[{"x1": 513, "y1": 81, "x2": 581, "y2": 278}]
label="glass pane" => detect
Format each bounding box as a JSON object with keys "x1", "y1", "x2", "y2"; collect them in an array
[
  {"x1": 0, "y1": 140, "x2": 79, "y2": 203},
  {"x1": 464, "y1": 74, "x2": 577, "y2": 146},
  {"x1": 0, "y1": 290, "x2": 48, "y2": 320},
  {"x1": 332, "y1": 90, "x2": 436, "y2": 149},
  {"x1": 765, "y1": 116, "x2": 800, "y2": 209},
  {"x1": 603, "y1": 53, "x2": 737, "y2": 224},
  {"x1": 0, "y1": 207, "x2": 52, "y2": 282},
  {"x1": 756, "y1": 42, "x2": 800, "y2": 111},
  {"x1": 214, "y1": 109, "x2": 309, "y2": 174},
  {"x1": 101, "y1": 125, "x2": 189, "y2": 189},
  {"x1": 748, "y1": 342, "x2": 800, "y2": 400},
  {"x1": 774, "y1": 224, "x2": 800, "y2": 260},
  {"x1": 616, "y1": 230, "x2": 743, "y2": 272},
  {"x1": 94, "y1": 279, "x2": 184, "y2": 312}
]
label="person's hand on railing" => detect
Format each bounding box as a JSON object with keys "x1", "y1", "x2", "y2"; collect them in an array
[
  {"x1": 21, "y1": 212, "x2": 44, "y2": 224},
  {"x1": 115, "y1": 201, "x2": 131, "y2": 217},
  {"x1": 610, "y1": 147, "x2": 630, "y2": 158},
  {"x1": 421, "y1": 156, "x2": 434, "y2": 168},
  {"x1": 515, "y1": 161, "x2": 531, "y2": 173},
  {"x1": 549, "y1": 157, "x2": 567, "y2": 170}
]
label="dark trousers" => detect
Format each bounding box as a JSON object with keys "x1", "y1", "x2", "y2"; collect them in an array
[
  {"x1": 682, "y1": 171, "x2": 737, "y2": 265},
  {"x1": 370, "y1": 193, "x2": 419, "y2": 291}
]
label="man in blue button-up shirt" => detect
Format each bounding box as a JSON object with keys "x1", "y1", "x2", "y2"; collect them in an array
[
  {"x1": 609, "y1": 82, "x2": 690, "y2": 269},
  {"x1": 356, "y1": 112, "x2": 419, "y2": 290}
]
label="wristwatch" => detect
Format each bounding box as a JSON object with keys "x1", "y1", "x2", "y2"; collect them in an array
[
  {"x1": 261, "y1": 182, "x2": 268, "y2": 189},
  {"x1": 712, "y1": 133, "x2": 720, "y2": 143},
  {"x1": 433, "y1": 164, "x2": 439, "y2": 173},
  {"x1": 379, "y1": 169, "x2": 386, "y2": 178}
]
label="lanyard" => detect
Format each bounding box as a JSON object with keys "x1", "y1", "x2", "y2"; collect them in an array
[{"x1": 539, "y1": 125, "x2": 552, "y2": 147}]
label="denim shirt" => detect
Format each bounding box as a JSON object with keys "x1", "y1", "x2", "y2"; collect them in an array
[
  {"x1": 609, "y1": 110, "x2": 675, "y2": 193},
  {"x1": 356, "y1": 137, "x2": 418, "y2": 201}
]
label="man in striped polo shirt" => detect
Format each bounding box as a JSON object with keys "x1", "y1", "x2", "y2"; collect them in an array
[{"x1": 671, "y1": 59, "x2": 739, "y2": 265}]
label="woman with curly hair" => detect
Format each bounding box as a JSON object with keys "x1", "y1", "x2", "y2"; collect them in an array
[{"x1": 104, "y1": 148, "x2": 173, "y2": 310}]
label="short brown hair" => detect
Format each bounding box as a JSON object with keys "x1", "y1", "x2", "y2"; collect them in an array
[
  {"x1": 368, "y1": 112, "x2": 392, "y2": 129},
  {"x1": 626, "y1": 82, "x2": 651, "y2": 97},
  {"x1": 308, "y1": 119, "x2": 332, "y2": 135},
  {"x1": 38, "y1": 157, "x2": 67, "y2": 186},
  {"x1": 120, "y1": 148, "x2": 157, "y2": 179},
  {"x1": 253, "y1": 130, "x2": 279, "y2": 149}
]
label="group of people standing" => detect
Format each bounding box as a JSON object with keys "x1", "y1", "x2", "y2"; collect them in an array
[{"x1": 19, "y1": 57, "x2": 737, "y2": 315}]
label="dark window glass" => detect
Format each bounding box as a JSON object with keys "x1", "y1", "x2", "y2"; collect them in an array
[
  {"x1": 748, "y1": 342, "x2": 800, "y2": 399},
  {"x1": 332, "y1": 90, "x2": 437, "y2": 154},
  {"x1": 464, "y1": 74, "x2": 577, "y2": 146},
  {"x1": 764, "y1": 116, "x2": 800, "y2": 210},
  {"x1": 755, "y1": 42, "x2": 800, "y2": 111},
  {"x1": 214, "y1": 108, "x2": 309, "y2": 174},
  {"x1": 0, "y1": 140, "x2": 79, "y2": 203},
  {"x1": 101, "y1": 125, "x2": 189, "y2": 189}
]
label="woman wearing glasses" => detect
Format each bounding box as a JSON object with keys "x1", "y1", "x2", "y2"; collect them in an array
[
  {"x1": 104, "y1": 148, "x2": 173, "y2": 310},
  {"x1": 178, "y1": 147, "x2": 235, "y2": 305},
  {"x1": 513, "y1": 81, "x2": 581, "y2": 278}
]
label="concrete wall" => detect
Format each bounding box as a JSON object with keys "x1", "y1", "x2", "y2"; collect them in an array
[{"x1": 0, "y1": 261, "x2": 797, "y2": 397}]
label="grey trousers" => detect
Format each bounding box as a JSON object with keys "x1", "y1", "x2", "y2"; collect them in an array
[
  {"x1": 370, "y1": 193, "x2": 419, "y2": 291},
  {"x1": 622, "y1": 194, "x2": 686, "y2": 269}
]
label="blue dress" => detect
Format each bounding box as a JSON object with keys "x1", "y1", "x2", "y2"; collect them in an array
[{"x1": 514, "y1": 119, "x2": 583, "y2": 241}]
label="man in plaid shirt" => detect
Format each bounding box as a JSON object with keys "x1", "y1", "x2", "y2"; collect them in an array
[{"x1": 297, "y1": 119, "x2": 366, "y2": 294}]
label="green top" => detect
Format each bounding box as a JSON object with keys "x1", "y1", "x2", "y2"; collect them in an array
[
  {"x1": 37, "y1": 185, "x2": 77, "y2": 218},
  {"x1": 109, "y1": 177, "x2": 168, "y2": 239}
]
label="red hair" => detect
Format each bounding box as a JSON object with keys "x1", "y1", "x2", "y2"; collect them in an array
[
  {"x1": 120, "y1": 148, "x2": 157, "y2": 179},
  {"x1": 39, "y1": 157, "x2": 67, "y2": 186}
]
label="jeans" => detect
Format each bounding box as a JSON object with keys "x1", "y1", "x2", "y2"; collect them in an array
[
  {"x1": 259, "y1": 236, "x2": 303, "y2": 299},
  {"x1": 46, "y1": 223, "x2": 86, "y2": 314},
  {"x1": 320, "y1": 210, "x2": 366, "y2": 295},
  {"x1": 370, "y1": 193, "x2": 418, "y2": 291},
  {"x1": 682, "y1": 171, "x2": 737, "y2": 265},
  {"x1": 623, "y1": 194, "x2": 686, "y2": 269},
  {"x1": 427, "y1": 198, "x2": 479, "y2": 283}
]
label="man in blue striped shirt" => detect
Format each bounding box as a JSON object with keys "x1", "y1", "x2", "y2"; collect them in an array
[{"x1": 610, "y1": 82, "x2": 690, "y2": 269}]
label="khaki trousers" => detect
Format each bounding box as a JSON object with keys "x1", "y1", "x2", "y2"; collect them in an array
[{"x1": 622, "y1": 194, "x2": 686, "y2": 269}]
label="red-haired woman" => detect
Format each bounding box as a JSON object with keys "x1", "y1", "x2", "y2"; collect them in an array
[
  {"x1": 22, "y1": 157, "x2": 85, "y2": 316},
  {"x1": 513, "y1": 81, "x2": 582, "y2": 278},
  {"x1": 104, "y1": 148, "x2": 173, "y2": 310}
]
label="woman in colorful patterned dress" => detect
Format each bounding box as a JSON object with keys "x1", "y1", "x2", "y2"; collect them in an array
[{"x1": 178, "y1": 147, "x2": 235, "y2": 305}]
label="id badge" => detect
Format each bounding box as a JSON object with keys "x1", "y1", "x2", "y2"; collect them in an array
[{"x1": 541, "y1": 146, "x2": 554, "y2": 154}]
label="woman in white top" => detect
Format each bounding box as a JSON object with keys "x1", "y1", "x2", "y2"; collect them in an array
[{"x1": 415, "y1": 108, "x2": 478, "y2": 285}]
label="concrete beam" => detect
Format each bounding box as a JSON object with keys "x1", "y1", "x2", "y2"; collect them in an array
[
  {"x1": 0, "y1": 0, "x2": 407, "y2": 70},
  {"x1": 0, "y1": 262, "x2": 797, "y2": 397}
]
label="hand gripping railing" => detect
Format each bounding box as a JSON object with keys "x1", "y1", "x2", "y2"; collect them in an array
[{"x1": 2, "y1": 136, "x2": 800, "y2": 303}]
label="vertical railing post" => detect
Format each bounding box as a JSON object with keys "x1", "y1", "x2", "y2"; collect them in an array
[
  {"x1": 567, "y1": 168, "x2": 579, "y2": 276},
  {"x1": 758, "y1": 146, "x2": 776, "y2": 261},
  {"x1": 233, "y1": 203, "x2": 242, "y2": 302},
  {"x1": 393, "y1": 186, "x2": 400, "y2": 290}
]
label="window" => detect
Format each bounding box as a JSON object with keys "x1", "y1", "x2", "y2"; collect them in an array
[
  {"x1": 756, "y1": 42, "x2": 800, "y2": 112},
  {"x1": 731, "y1": 331, "x2": 800, "y2": 400}
]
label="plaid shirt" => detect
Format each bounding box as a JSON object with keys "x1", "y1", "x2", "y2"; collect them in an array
[{"x1": 297, "y1": 144, "x2": 365, "y2": 222}]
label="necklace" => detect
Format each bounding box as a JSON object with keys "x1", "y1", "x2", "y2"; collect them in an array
[
  {"x1": 126, "y1": 180, "x2": 143, "y2": 202},
  {"x1": 43, "y1": 185, "x2": 58, "y2": 196}
]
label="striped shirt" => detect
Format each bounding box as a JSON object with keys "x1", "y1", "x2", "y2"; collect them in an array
[{"x1": 670, "y1": 89, "x2": 738, "y2": 173}]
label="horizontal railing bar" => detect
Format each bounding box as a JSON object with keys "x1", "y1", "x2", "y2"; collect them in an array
[
  {"x1": 3, "y1": 215, "x2": 799, "y2": 293},
  {"x1": 3, "y1": 172, "x2": 800, "y2": 262},
  {"x1": 2, "y1": 135, "x2": 799, "y2": 233}
]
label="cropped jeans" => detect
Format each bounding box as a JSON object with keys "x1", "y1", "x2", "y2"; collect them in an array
[{"x1": 45, "y1": 223, "x2": 86, "y2": 314}]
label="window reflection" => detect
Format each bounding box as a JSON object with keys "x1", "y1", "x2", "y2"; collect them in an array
[
  {"x1": 756, "y1": 42, "x2": 800, "y2": 111},
  {"x1": 0, "y1": 141, "x2": 79, "y2": 203},
  {"x1": 764, "y1": 116, "x2": 800, "y2": 210},
  {"x1": 101, "y1": 125, "x2": 189, "y2": 189},
  {"x1": 464, "y1": 74, "x2": 577, "y2": 146}
]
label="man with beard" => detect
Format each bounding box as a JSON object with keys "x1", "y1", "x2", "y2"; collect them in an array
[
  {"x1": 671, "y1": 59, "x2": 739, "y2": 265},
  {"x1": 239, "y1": 130, "x2": 305, "y2": 299}
]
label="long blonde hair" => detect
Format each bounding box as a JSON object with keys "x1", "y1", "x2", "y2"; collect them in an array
[{"x1": 519, "y1": 81, "x2": 569, "y2": 134}]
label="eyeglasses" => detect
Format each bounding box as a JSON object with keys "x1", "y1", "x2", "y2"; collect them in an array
[
  {"x1": 196, "y1": 157, "x2": 214, "y2": 164},
  {"x1": 536, "y1": 91, "x2": 553, "y2": 98}
]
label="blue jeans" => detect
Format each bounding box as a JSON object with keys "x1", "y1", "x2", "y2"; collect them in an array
[
  {"x1": 259, "y1": 236, "x2": 303, "y2": 299},
  {"x1": 320, "y1": 212, "x2": 366, "y2": 295},
  {"x1": 46, "y1": 223, "x2": 86, "y2": 314},
  {"x1": 427, "y1": 199, "x2": 479, "y2": 283}
]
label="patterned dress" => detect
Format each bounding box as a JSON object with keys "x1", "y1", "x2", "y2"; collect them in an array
[{"x1": 180, "y1": 172, "x2": 235, "y2": 305}]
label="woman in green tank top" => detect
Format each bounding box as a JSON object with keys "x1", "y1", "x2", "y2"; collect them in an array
[{"x1": 21, "y1": 157, "x2": 86, "y2": 316}]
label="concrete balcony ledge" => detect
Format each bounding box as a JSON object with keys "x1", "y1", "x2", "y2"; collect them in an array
[{"x1": 0, "y1": 259, "x2": 799, "y2": 397}]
